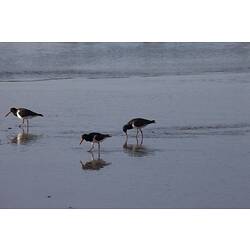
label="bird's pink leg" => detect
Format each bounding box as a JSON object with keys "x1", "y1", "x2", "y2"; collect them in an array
[
  {"x1": 88, "y1": 143, "x2": 95, "y2": 152},
  {"x1": 140, "y1": 129, "x2": 143, "y2": 144},
  {"x1": 19, "y1": 119, "x2": 24, "y2": 128},
  {"x1": 136, "y1": 129, "x2": 139, "y2": 138}
]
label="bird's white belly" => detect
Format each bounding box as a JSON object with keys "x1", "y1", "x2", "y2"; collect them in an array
[
  {"x1": 16, "y1": 112, "x2": 23, "y2": 120},
  {"x1": 17, "y1": 112, "x2": 34, "y2": 120}
]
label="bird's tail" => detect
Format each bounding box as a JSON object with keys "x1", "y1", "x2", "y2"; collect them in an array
[
  {"x1": 105, "y1": 134, "x2": 112, "y2": 138},
  {"x1": 37, "y1": 113, "x2": 44, "y2": 117},
  {"x1": 150, "y1": 120, "x2": 155, "y2": 124}
]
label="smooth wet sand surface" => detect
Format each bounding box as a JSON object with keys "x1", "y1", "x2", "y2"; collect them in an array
[{"x1": 1, "y1": 75, "x2": 250, "y2": 208}]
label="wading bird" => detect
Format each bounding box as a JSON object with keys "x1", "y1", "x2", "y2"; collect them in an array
[
  {"x1": 5, "y1": 107, "x2": 43, "y2": 127},
  {"x1": 123, "y1": 118, "x2": 155, "y2": 142},
  {"x1": 80, "y1": 132, "x2": 111, "y2": 152}
]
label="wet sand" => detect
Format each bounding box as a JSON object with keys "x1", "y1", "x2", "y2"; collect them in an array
[{"x1": 1, "y1": 74, "x2": 250, "y2": 208}]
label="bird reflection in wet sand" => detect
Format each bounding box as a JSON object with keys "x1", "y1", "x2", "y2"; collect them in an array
[
  {"x1": 80, "y1": 151, "x2": 111, "y2": 171},
  {"x1": 10, "y1": 128, "x2": 40, "y2": 145},
  {"x1": 123, "y1": 137, "x2": 154, "y2": 157}
]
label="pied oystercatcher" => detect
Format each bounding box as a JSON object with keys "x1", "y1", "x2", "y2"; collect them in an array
[
  {"x1": 80, "y1": 132, "x2": 111, "y2": 152},
  {"x1": 5, "y1": 107, "x2": 43, "y2": 127},
  {"x1": 123, "y1": 118, "x2": 155, "y2": 140}
]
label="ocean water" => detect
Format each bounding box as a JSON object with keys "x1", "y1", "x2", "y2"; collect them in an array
[
  {"x1": 0, "y1": 43, "x2": 250, "y2": 208},
  {"x1": 1, "y1": 43, "x2": 250, "y2": 81}
]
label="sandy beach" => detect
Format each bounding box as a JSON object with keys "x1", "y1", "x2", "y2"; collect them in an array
[{"x1": 1, "y1": 72, "x2": 250, "y2": 208}]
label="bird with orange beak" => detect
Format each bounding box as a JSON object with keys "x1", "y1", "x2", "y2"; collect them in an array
[
  {"x1": 5, "y1": 107, "x2": 43, "y2": 127},
  {"x1": 80, "y1": 132, "x2": 111, "y2": 152}
]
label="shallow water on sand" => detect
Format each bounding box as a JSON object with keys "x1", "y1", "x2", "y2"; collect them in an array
[{"x1": 1, "y1": 74, "x2": 250, "y2": 208}]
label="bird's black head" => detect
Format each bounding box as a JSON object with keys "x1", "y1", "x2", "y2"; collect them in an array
[
  {"x1": 80, "y1": 134, "x2": 87, "y2": 145},
  {"x1": 10, "y1": 107, "x2": 18, "y2": 113},
  {"x1": 123, "y1": 124, "x2": 132, "y2": 134},
  {"x1": 5, "y1": 107, "x2": 18, "y2": 117},
  {"x1": 123, "y1": 125, "x2": 128, "y2": 134}
]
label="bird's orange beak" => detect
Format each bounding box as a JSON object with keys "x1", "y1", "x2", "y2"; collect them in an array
[
  {"x1": 5, "y1": 111, "x2": 11, "y2": 117},
  {"x1": 80, "y1": 138, "x2": 84, "y2": 145}
]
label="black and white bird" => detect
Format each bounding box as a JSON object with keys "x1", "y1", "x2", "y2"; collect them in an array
[
  {"x1": 5, "y1": 107, "x2": 43, "y2": 127},
  {"x1": 123, "y1": 118, "x2": 155, "y2": 141},
  {"x1": 80, "y1": 132, "x2": 112, "y2": 152}
]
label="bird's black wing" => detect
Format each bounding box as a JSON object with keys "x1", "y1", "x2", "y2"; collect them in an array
[
  {"x1": 127, "y1": 118, "x2": 139, "y2": 126},
  {"x1": 94, "y1": 133, "x2": 111, "y2": 141},
  {"x1": 88, "y1": 133, "x2": 99, "y2": 141},
  {"x1": 131, "y1": 118, "x2": 152, "y2": 127},
  {"x1": 18, "y1": 108, "x2": 40, "y2": 117},
  {"x1": 94, "y1": 133, "x2": 105, "y2": 141}
]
